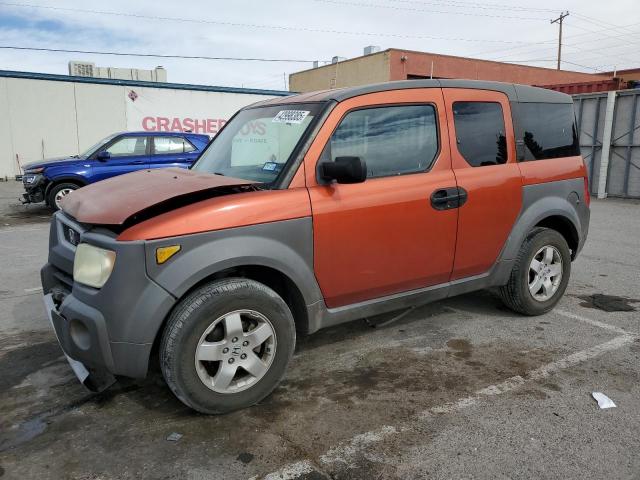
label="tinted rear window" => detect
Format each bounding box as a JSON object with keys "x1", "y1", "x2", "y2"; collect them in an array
[
  {"x1": 453, "y1": 102, "x2": 508, "y2": 167},
  {"x1": 518, "y1": 103, "x2": 580, "y2": 160}
]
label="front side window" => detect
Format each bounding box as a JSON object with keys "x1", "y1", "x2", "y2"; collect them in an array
[
  {"x1": 154, "y1": 137, "x2": 195, "y2": 154},
  {"x1": 518, "y1": 103, "x2": 580, "y2": 160},
  {"x1": 104, "y1": 136, "x2": 148, "y2": 157},
  {"x1": 192, "y1": 103, "x2": 323, "y2": 183},
  {"x1": 323, "y1": 104, "x2": 439, "y2": 178},
  {"x1": 453, "y1": 102, "x2": 507, "y2": 167}
]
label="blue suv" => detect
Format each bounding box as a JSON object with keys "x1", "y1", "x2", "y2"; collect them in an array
[{"x1": 21, "y1": 131, "x2": 210, "y2": 210}]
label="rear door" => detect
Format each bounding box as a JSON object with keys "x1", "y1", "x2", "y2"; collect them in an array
[
  {"x1": 305, "y1": 88, "x2": 459, "y2": 308},
  {"x1": 91, "y1": 135, "x2": 151, "y2": 182},
  {"x1": 442, "y1": 88, "x2": 522, "y2": 280},
  {"x1": 149, "y1": 136, "x2": 198, "y2": 169}
]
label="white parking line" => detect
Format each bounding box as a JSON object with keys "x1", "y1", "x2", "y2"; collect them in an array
[
  {"x1": 262, "y1": 311, "x2": 638, "y2": 478},
  {"x1": 555, "y1": 309, "x2": 633, "y2": 335}
]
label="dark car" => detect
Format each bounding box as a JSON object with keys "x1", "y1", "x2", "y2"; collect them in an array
[{"x1": 21, "y1": 131, "x2": 210, "y2": 210}]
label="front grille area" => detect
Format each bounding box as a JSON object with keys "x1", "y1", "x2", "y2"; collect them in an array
[{"x1": 63, "y1": 224, "x2": 81, "y2": 247}]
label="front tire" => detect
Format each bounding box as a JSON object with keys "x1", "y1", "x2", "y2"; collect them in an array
[
  {"x1": 499, "y1": 227, "x2": 571, "y2": 316},
  {"x1": 160, "y1": 278, "x2": 296, "y2": 414},
  {"x1": 47, "y1": 182, "x2": 79, "y2": 211}
]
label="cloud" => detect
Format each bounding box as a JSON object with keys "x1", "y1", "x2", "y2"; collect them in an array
[{"x1": 0, "y1": 0, "x2": 638, "y2": 89}]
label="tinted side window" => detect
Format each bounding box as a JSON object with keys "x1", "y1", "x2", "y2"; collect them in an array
[
  {"x1": 324, "y1": 105, "x2": 439, "y2": 178},
  {"x1": 453, "y1": 102, "x2": 507, "y2": 167},
  {"x1": 518, "y1": 103, "x2": 580, "y2": 160},
  {"x1": 154, "y1": 137, "x2": 195, "y2": 154}
]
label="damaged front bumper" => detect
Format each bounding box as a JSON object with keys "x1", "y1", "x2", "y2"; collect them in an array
[
  {"x1": 21, "y1": 174, "x2": 47, "y2": 204},
  {"x1": 41, "y1": 212, "x2": 177, "y2": 392}
]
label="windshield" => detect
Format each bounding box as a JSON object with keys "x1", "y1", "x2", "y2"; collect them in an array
[
  {"x1": 191, "y1": 103, "x2": 323, "y2": 183},
  {"x1": 80, "y1": 133, "x2": 118, "y2": 158}
]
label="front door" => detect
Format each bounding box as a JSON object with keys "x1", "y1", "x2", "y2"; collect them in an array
[
  {"x1": 91, "y1": 135, "x2": 151, "y2": 182},
  {"x1": 305, "y1": 88, "x2": 459, "y2": 308},
  {"x1": 442, "y1": 89, "x2": 523, "y2": 280}
]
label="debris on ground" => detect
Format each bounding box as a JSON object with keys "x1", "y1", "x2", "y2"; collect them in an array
[
  {"x1": 166, "y1": 432, "x2": 183, "y2": 442},
  {"x1": 592, "y1": 392, "x2": 616, "y2": 409}
]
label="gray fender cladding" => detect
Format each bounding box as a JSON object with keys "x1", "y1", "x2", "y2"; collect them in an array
[
  {"x1": 144, "y1": 217, "x2": 323, "y2": 306},
  {"x1": 501, "y1": 177, "x2": 589, "y2": 262}
]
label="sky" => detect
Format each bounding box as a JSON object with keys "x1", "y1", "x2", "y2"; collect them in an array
[{"x1": 0, "y1": 0, "x2": 638, "y2": 91}]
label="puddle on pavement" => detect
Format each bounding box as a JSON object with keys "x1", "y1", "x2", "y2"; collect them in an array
[
  {"x1": 446, "y1": 338, "x2": 473, "y2": 359},
  {"x1": 576, "y1": 293, "x2": 639, "y2": 312}
]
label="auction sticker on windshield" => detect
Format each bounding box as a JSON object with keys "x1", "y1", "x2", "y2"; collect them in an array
[{"x1": 272, "y1": 110, "x2": 310, "y2": 124}]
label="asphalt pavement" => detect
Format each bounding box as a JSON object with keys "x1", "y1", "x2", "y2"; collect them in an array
[{"x1": 0, "y1": 180, "x2": 638, "y2": 480}]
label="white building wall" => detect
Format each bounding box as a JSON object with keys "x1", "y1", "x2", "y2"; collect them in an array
[
  {"x1": 0, "y1": 75, "x2": 284, "y2": 178},
  {"x1": 74, "y1": 83, "x2": 126, "y2": 153}
]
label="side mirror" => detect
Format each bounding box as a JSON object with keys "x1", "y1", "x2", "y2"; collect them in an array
[
  {"x1": 319, "y1": 156, "x2": 367, "y2": 184},
  {"x1": 96, "y1": 151, "x2": 111, "y2": 161}
]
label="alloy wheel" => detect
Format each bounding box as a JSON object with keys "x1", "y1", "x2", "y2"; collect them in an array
[
  {"x1": 528, "y1": 245, "x2": 563, "y2": 302},
  {"x1": 194, "y1": 310, "x2": 277, "y2": 394}
]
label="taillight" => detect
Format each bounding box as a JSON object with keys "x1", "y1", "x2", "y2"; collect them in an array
[{"x1": 583, "y1": 176, "x2": 591, "y2": 207}]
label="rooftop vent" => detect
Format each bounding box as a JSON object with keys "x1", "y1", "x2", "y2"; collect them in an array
[
  {"x1": 364, "y1": 45, "x2": 381, "y2": 56},
  {"x1": 69, "y1": 61, "x2": 95, "y2": 77}
]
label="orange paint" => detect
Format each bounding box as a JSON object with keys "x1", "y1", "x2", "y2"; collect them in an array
[
  {"x1": 305, "y1": 88, "x2": 459, "y2": 308},
  {"x1": 118, "y1": 188, "x2": 311, "y2": 241},
  {"x1": 442, "y1": 88, "x2": 523, "y2": 279},
  {"x1": 518, "y1": 156, "x2": 586, "y2": 185}
]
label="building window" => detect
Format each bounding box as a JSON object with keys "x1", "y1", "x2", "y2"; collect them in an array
[
  {"x1": 453, "y1": 102, "x2": 508, "y2": 167},
  {"x1": 323, "y1": 104, "x2": 439, "y2": 178}
]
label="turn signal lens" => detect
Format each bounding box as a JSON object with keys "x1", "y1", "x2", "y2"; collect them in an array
[{"x1": 156, "y1": 245, "x2": 181, "y2": 264}]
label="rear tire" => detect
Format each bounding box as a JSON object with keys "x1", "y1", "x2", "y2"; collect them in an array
[
  {"x1": 47, "y1": 182, "x2": 80, "y2": 211},
  {"x1": 499, "y1": 227, "x2": 571, "y2": 316},
  {"x1": 160, "y1": 278, "x2": 296, "y2": 414}
]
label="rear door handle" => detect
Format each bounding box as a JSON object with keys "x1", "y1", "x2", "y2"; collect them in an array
[
  {"x1": 430, "y1": 187, "x2": 468, "y2": 210},
  {"x1": 131, "y1": 160, "x2": 145, "y2": 165}
]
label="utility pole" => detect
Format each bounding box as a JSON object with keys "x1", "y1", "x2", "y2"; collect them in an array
[{"x1": 551, "y1": 11, "x2": 570, "y2": 70}]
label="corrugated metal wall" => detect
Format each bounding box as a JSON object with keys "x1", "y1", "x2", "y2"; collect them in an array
[{"x1": 574, "y1": 88, "x2": 640, "y2": 199}]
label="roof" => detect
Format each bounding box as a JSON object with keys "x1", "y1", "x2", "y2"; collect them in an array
[
  {"x1": 0, "y1": 69, "x2": 292, "y2": 97},
  {"x1": 250, "y1": 79, "x2": 574, "y2": 107}
]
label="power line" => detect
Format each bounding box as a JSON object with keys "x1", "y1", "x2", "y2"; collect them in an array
[
  {"x1": 0, "y1": 45, "x2": 324, "y2": 63},
  {"x1": 361, "y1": 0, "x2": 558, "y2": 13},
  {"x1": 312, "y1": 0, "x2": 548, "y2": 20},
  {"x1": 0, "y1": 1, "x2": 542, "y2": 44}
]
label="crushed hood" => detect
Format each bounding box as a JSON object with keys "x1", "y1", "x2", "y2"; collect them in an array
[{"x1": 62, "y1": 168, "x2": 258, "y2": 226}]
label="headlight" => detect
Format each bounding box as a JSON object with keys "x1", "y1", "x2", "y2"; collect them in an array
[
  {"x1": 73, "y1": 243, "x2": 116, "y2": 288},
  {"x1": 25, "y1": 167, "x2": 44, "y2": 174}
]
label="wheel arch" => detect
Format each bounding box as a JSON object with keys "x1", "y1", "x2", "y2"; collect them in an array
[
  {"x1": 144, "y1": 218, "x2": 323, "y2": 358},
  {"x1": 500, "y1": 193, "x2": 583, "y2": 264},
  {"x1": 44, "y1": 176, "x2": 88, "y2": 197},
  {"x1": 149, "y1": 263, "x2": 311, "y2": 366},
  {"x1": 534, "y1": 215, "x2": 579, "y2": 259}
]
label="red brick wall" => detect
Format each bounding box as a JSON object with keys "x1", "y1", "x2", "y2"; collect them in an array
[{"x1": 389, "y1": 49, "x2": 610, "y2": 86}]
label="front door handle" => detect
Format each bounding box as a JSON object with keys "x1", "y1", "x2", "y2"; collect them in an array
[
  {"x1": 131, "y1": 160, "x2": 145, "y2": 165},
  {"x1": 431, "y1": 187, "x2": 468, "y2": 210}
]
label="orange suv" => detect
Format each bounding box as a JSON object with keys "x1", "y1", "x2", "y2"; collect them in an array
[{"x1": 41, "y1": 80, "x2": 590, "y2": 413}]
